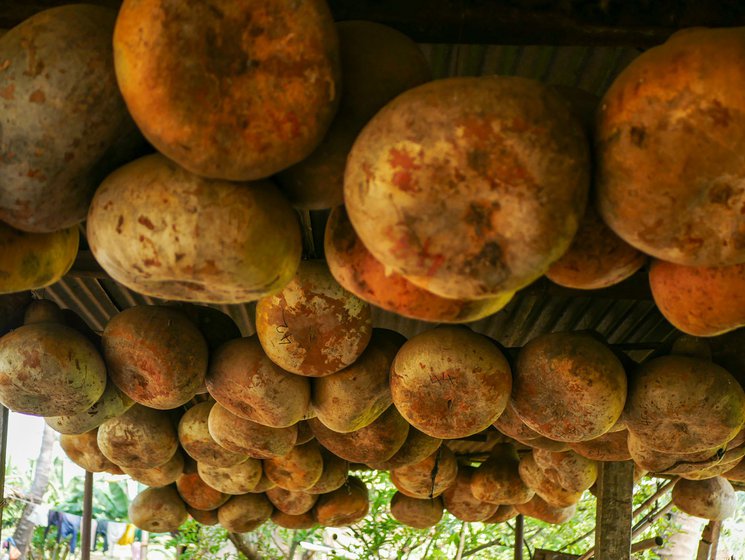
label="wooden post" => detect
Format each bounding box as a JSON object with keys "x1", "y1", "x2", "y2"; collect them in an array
[
  {"x1": 0, "y1": 406, "x2": 8, "y2": 544},
  {"x1": 141, "y1": 530, "x2": 149, "y2": 560},
  {"x1": 594, "y1": 461, "x2": 634, "y2": 560},
  {"x1": 696, "y1": 520, "x2": 721, "y2": 560},
  {"x1": 514, "y1": 514, "x2": 524, "y2": 560},
  {"x1": 80, "y1": 471, "x2": 93, "y2": 560}
]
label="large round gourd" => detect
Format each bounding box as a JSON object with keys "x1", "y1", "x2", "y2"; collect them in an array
[
  {"x1": 178, "y1": 401, "x2": 248, "y2": 467},
  {"x1": 624, "y1": 355, "x2": 745, "y2": 454},
  {"x1": 103, "y1": 306, "x2": 208, "y2": 410},
  {"x1": 206, "y1": 336, "x2": 310, "y2": 428},
  {"x1": 672, "y1": 477, "x2": 736, "y2": 520},
  {"x1": 391, "y1": 327, "x2": 512, "y2": 439},
  {"x1": 0, "y1": 222, "x2": 78, "y2": 293},
  {"x1": 46, "y1": 380, "x2": 134, "y2": 435},
  {"x1": 87, "y1": 154, "x2": 301, "y2": 303},
  {"x1": 255, "y1": 260, "x2": 372, "y2": 377},
  {"x1": 649, "y1": 259, "x2": 745, "y2": 336},
  {"x1": 0, "y1": 5, "x2": 144, "y2": 232},
  {"x1": 512, "y1": 332, "x2": 626, "y2": 442},
  {"x1": 344, "y1": 76, "x2": 589, "y2": 300},
  {"x1": 97, "y1": 404, "x2": 178, "y2": 469},
  {"x1": 113, "y1": 0, "x2": 340, "y2": 181},
  {"x1": 218, "y1": 494, "x2": 273, "y2": 533},
  {"x1": 277, "y1": 20, "x2": 431, "y2": 209},
  {"x1": 597, "y1": 27, "x2": 745, "y2": 266},
  {"x1": 129, "y1": 487, "x2": 188, "y2": 533},
  {"x1": 0, "y1": 322, "x2": 106, "y2": 416}
]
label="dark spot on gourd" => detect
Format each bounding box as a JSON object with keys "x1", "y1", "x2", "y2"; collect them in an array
[{"x1": 630, "y1": 126, "x2": 646, "y2": 147}]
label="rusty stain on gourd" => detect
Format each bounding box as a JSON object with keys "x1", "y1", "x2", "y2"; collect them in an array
[{"x1": 256, "y1": 260, "x2": 372, "y2": 377}]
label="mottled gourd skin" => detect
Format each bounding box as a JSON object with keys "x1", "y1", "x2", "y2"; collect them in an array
[
  {"x1": 0, "y1": 222, "x2": 78, "y2": 294},
  {"x1": 442, "y1": 465, "x2": 498, "y2": 522},
  {"x1": 0, "y1": 322, "x2": 106, "y2": 416},
  {"x1": 345, "y1": 75, "x2": 589, "y2": 300},
  {"x1": 569, "y1": 430, "x2": 632, "y2": 462},
  {"x1": 515, "y1": 494, "x2": 577, "y2": 524},
  {"x1": 206, "y1": 336, "x2": 310, "y2": 428},
  {"x1": 512, "y1": 331, "x2": 627, "y2": 442},
  {"x1": 178, "y1": 401, "x2": 248, "y2": 467},
  {"x1": 313, "y1": 476, "x2": 369, "y2": 527},
  {"x1": 312, "y1": 328, "x2": 404, "y2": 433},
  {"x1": 122, "y1": 450, "x2": 184, "y2": 488},
  {"x1": 256, "y1": 260, "x2": 372, "y2": 377},
  {"x1": 390, "y1": 493, "x2": 443, "y2": 529},
  {"x1": 324, "y1": 206, "x2": 514, "y2": 323},
  {"x1": 129, "y1": 486, "x2": 188, "y2": 533},
  {"x1": 0, "y1": 5, "x2": 144, "y2": 232},
  {"x1": 197, "y1": 458, "x2": 262, "y2": 495},
  {"x1": 391, "y1": 326, "x2": 512, "y2": 439},
  {"x1": 672, "y1": 477, "x2": 736, "y2": 520},
  {"x1": 217, "y1": 494, "x2": 273, "y2": 533},
  {"x1": 87, "y1": 154, "x2": 302, "y2": 303},
  {"x1": 97, "y1": 404, "x2": 179, "y2": 470},
  {"x1": 266, "y1": 487, "x2": 318, "y2": 515},
  {"x1": 114, "y1": 0, "x2": 340, "y2": 181},
  {"x1": 390, "y1": 447, "x2": 458, "y2": 499},
  {"x1": 176, "y1": 471, "x2": 229, "y2": 511},
  {"x1": 650, "y1": 259, "x2": 745, "y2": 337},
  {"x1": 547, "y1": 204, "x2": 646, "y2": 290},
  {"x1": 60, "y1": 429, "x2": 121, "y2": 474},
  {"x1": 624, "y1": 355, "x2": 745, "y2": 454},
  {"x1": 45, "y1": 380, "x2": 134, "y2": 435},
  {"x1": 597, "y1": 27, "x2": 745, "y2": 267},
  {"x1": 271, "y1": 510, "x2": 316, "y2": 530},
  {"x1": 277, "y1": 20, "x2": 432, "y2": 209},
  {"x1": 102, "y1": 305, "x2": 208, "y2": 410},
  {"x1": 308, "y1": 407, "x2": 409, "y2": 464},
  {"x1": 263, "y1": 440, "x2": 324, "y2": 491}
]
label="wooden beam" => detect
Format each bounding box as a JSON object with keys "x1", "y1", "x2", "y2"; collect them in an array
[
  {"x1": 3, "y1": 1, "x2": 745, "y2": 46},
  {"x1": 80, "y1": 471, "x2": 93, "y2": 560},
  {"x1": 514, "y1": 514, "x2": 524, "y2": 560},
  {"x1": 696, "y1": 520, "x2": 721, "y2": 560},
  {"x1": 593, "y1": 461, "x2": 635, "y2": 560}
]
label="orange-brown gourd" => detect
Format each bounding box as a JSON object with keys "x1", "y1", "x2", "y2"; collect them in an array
[
  {"x1": 206, "y1": 336, "x2": 310, "y2": 428},
  {"x1": 470, "y1": 444, "x2": 534, "y2": 505},
  {"x1": 442, "y1": 466, "x2": 498, "y2": 522},
  {"x1": 197, "y1": 458, "x2": 262, "y2": 495},
  {"x1": 596, "y1": 27, "x2": 745, "y2": 267},
  {"x1": 547, "y1": 204, "x2": 646, "y2": 290},
  {"x1": 277, "y1": 21, "x2": 431, "y2": 209},
  {"x1": 255, "y1": 260, "x2": 372, "y2": 377},
  {"x1": 217, "y1": 493, "x2": 273, "y2": 533},
  {"x1": 272, "y1": 510, "x2": 316, "y2": 530},
  {"x1": 672, "y1": 477, "x2": 736, "y2": 520},
  {"x1": 390, "y1": 447, "x2": 458, "y2": 499},
  {"x1": 305, "y1": 449, "x2": 349, "y2": 494},
  {"x1": 60, "y1": 430, "x2": 121, "y2": 474},
  {"x1": 367, "y1": 427, "x2": 441, "y2": 470},
  {"x1": 313, "y1": 476, "x2": 369, "y2": 527},
  {"x1": 266, "y1": 488, "x2": 318, "y2": 516},
  {"x1": 113, "y1": 0, "x2": 340, "y2": 181},
  {"x1": 129, "y1": 487, "x2": 188, "y2": 533},
  {"x1": 176, "y1": 472, "x2": 229, "y2": 511},
  {"x1": 649, "y1": 259, "x2": 745, "y2": 336},
  {"x1": 308, "y1": 406, "x2": 409, "y2": 464},
  {"x1": 207, "y1": 402, "x2": 297, "y2": 459},
  {"x1": 0, "y1": 322, "x2": 106, "y2": 416},
  {"x1": 569, "y1": 430, "x2": 632, "y2": 462},
  {"x1": 263, "y1": 440, "x2": 324, "y2": 491},
  {"x1": 103, "y1": 306, "x2": 208, "y2": 410},
  {"x1": 324, "y1": 206, "x2": 513, "y2": 323},
  {"x1": 46, "y1": 379, "x2": 134, "y2": 436},
  {"x1": 623, "y1": 355, "x2": 745, "y2": 454},
  {"x1": 389, "y1": 493, "x2": 443, "y2": 529},
  {"x1": 391, "y1": 326, "x2": 512, "y2": 439},
  {"x1": 516, "y1": 494, "x2": 576, "y2": 524},
  {"x1": 312, "y1": 329, "x2": 404, "y2": 433},
  {"x1": 344, "y1": 76, "x2": 589, "y2": 300},
  {"x1": 0, "y1": 5, "x2": 144, "y2": 233},
  {"x1": 178, "y1": 401, "x2": 248, "y2": 467},
  {"x1": 122, "y1": 450, "x2": 184, "y2": 488},
  {"x1": 97, "y1": 404, "x2": 179, "y2": 469},
  {"x1": 512, "y1": 332, "x2": 626, "y2": 442},
  {"x1": 87, "y1": 154, "x2": 302, "y2": 303}
]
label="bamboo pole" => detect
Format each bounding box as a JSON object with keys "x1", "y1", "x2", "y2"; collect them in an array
[
  {"x1": 514, "y1": 514, "x2": 524, "y2": 560},
  {"x1": 80, "y1": 471, "x2": 93, "y2": 560}
]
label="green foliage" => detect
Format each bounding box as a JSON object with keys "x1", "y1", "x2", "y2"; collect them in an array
[
  {"x1": 55, "y1": 477, "x2": 129, "y2": 521},
  {"x1": 164, "y1": 520, "x2": 240, "y2": 559}
]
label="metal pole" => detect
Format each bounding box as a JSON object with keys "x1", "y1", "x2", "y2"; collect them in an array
[
  {"x1": 81, "y1": 471, "x2": 93, "y2": 560},
  {"x1": 0, "y1": 406, "x2": 8, "y2": 545},
  {"x1": 514, "y1": 514, "x2": 524, "y2": 560}
]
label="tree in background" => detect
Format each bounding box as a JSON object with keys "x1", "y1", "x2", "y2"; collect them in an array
[{"x1": 12, "y1": 423, "x2": 56, "y2": 556}]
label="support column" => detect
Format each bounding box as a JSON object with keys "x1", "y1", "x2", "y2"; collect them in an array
[
  {"x1": 0, "y1": 406, "x2": 9, "y2": 544},
  {"x1": 81, "y1": 471, "x2": 93, "y2": 560},
  {"x1": 595, "y1": 461, "x2": 635, "y2": 560},
  {"x1": 514, "y1": 514, "x2": 524, "y2": 560}
]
